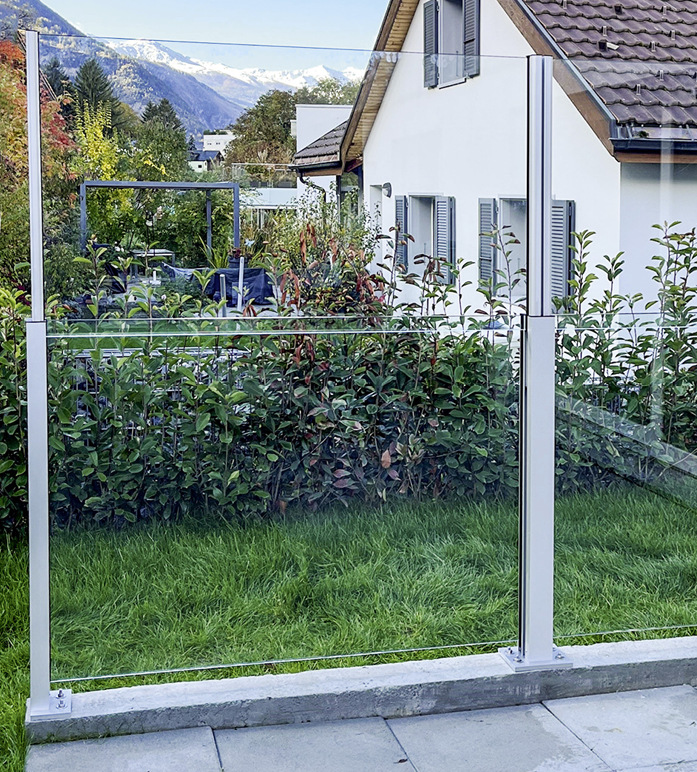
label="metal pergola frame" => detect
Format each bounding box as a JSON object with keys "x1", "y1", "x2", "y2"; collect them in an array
[
  {"x1": 24, "y1": 28, "x2": 567, "y2": 720},
  {"x1": 79, "y1": 179, "x2": 241, "y2": 254}
]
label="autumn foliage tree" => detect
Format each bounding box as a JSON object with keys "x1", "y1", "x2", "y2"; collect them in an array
[{"x1": 0, "y1": 40, "x2": 76, "y2": 290}]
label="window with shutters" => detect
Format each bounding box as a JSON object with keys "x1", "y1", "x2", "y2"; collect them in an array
[
  {"x1": 478, "y1": 197, "x2": 576, "y2": 302},
  {"x1": 402, "y1": 195, "x2": 456, "y2": 282},
  {"x1": 423, "y1": 0, "x2": 480, "y2": 89}
]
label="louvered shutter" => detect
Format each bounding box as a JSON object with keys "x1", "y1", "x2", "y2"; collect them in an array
[
  {"x1": 464, "y1": 0, "x2": 480, "y2": 78},
  {"x1": 395, "y1": 195, "x2": 409, "y2": 269},
  {"x1": 435, "y1": 196, "x2": 456, "y2": 283},
  {"x1": 550, "y1": 199, "x2": 576, "y2": 301},
  {"x1": 424, "y1": 0, "x2": 439, "y2": 88},
  {"x1": 479, "y1": 198, "x2": 497, "y2": 286}
]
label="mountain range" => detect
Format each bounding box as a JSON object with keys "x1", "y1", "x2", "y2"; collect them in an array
[{"x1": 0, "y1": 0, "x2": 363, "y2": 136}]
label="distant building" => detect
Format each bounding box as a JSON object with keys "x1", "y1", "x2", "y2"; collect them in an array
[
  {"x1": 187, "y1": 149, "x2": 223, "y2": 174},
  {"x1": 202, "y1": 131, "x2": 236, "y2": 154}
]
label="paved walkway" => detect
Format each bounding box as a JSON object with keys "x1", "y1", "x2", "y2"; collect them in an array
[{"x1": 26, "y1": 684, "x2": 697, "y2": 771}]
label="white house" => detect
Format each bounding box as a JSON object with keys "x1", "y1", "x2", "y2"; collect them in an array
[
  {"x1": 202, "y1": 131, "x2": 236, "y2": 154},
  {"x1": 294, "y1": 0, "x2": 697, "y2": 309},
  {"x1": 187, "y1": 149, "x2": 223, "y2": 174}
]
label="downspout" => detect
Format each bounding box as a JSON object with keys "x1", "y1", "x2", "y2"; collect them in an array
[{"x1": 299, "y1": 174, "x2": 327, "y2": 203}]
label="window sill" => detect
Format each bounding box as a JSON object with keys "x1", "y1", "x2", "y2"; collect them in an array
[{"x1": 438, "y1": 76, "x2": 468, "y2": 90}]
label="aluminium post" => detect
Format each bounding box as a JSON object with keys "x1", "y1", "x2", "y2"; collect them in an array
[
  {"x1": 237, "y1": 254, "x2": 245, "y2": 313},
  {"x1": 79, "y1": 182, "x2": 86, "y2": 252},
  {"x1": 206, "y1": 189, "x2": 212, "y2": 254},
  {"x1": 26, "y1": 30, "x2": 72, "y2": 718},
  {"x1": 233, "y1": 184, "x2": 240, "y2": 250},
  {"x1": 499, "y1": 55, "x2": 571, "y2": 672}
]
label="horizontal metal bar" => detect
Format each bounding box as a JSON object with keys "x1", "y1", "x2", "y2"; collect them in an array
[{"x1": 83, "y1": 180, "x2": 240, "y2": 190}]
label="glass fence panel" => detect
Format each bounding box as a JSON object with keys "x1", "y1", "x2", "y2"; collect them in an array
[
  {"x1": 36, "y1": 39, "x2": 529, "y2": 681},
  {"x1": 48, "y1": 315, "x2": 520, "y2": 681},
  {"x1": 555, "y1": 315, "x2": 697, "y2": 643},
  {"x1": 551, "y1": 53, "x2": 697, "y2": 644}
]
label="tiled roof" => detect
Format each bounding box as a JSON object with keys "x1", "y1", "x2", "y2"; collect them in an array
[
  {"x1": 293, "y1": 121, "x2": 348, "y2": 168},
  {"x1": 522, "y1": 0, "x2": 697, "y2": 127},
  {"x1": 188, "y1": 150, "x2": 221, "y2": 162}
]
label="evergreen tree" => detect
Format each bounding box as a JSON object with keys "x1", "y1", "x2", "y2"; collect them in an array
[
  {"x1": 187, "y1": 135, "x2": 197, "y2": 152},
  {"x1": 43, "y1": 57, "x2": 70, "y2": 96},
  {"x1": 142, "y1": 98, "x2": 184, "y2": 132},
  {"x1": 43, "y1": 57, "x2": 76, "y2": 127},
  {"x1": 74, "y1": 59, "x2": 127, "y2": 134},
  {"x1": 134, "y1": 99, "x2": 188, "y2": 181}
]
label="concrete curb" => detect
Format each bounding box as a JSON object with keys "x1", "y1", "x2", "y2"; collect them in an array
[{"x1": 26, "y1": 636, "x2": 697, "y2": 744}]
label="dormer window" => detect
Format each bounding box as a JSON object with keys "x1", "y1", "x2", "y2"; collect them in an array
[{"x1": 424, "y1": 0, "x2": 480, "y2": 88}]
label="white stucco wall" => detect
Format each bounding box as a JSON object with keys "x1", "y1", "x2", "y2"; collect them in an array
[
  {"x1": 620, "y1": 163, "x2": 697, "y2": 306},
  {"x1": 362, "y1": 0, "x2": 622, "y2": 310},
  {"x1": 202, "y1": 132, "x2": 235, "y2": 153},
  {"x1": 296, "y1": 104, "x2": 353, "y2": 151}
]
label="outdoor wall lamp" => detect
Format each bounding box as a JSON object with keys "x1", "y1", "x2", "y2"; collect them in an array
[{"x1": 382, "y1": 182, "x2": 392, "y2": 197}]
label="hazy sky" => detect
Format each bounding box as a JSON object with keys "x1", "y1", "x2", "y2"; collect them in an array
[{"x1": 43, "y1": 0, "x2": 388, "y2": 69}]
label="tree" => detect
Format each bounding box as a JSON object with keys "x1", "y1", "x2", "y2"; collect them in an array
[
  {"x1": 0, "y1": 40, "x2": 76, "y2": 288},
  {"x1": 224, "y1": 89, "x2": 297, "y2": 165},
  {"x1": 133, "y1": 98, "x2": 188, "y2": 181},
  {"x1": 223, "y1": 79, "x2": 360, "y2": 169},
  {"x1": 142, "y1": 98, "x2": 184, "y2": 132},
  {"x1": 43, "y1": 57, "x2": 71, "y2": 96},
  {"x1": 73, "y1": 58, "x2": 129, "y2": 135},
  {"x1": 294, "y1": 77, "x2": 360, "y2": 106},
  {"x1": 43, "y1": 57, "x2": 76, "y2": 126}
]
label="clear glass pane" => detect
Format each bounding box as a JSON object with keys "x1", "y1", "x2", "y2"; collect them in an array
[
  {"x1": 555, "y1": 313, "x2": 697, "y2": 641},
  {"x1": 550, "y1": 53, "x2": 697, "y2": 644},
  {"x1": 39, "y1": 36, "x2": 527, "y2": 681}
]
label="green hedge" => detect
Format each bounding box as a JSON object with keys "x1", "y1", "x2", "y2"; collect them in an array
[{"x1": 46, "y1": 323, "x2": 519, "y2": 527}]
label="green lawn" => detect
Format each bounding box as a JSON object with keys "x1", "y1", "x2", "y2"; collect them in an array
[{"x1": 3, "y1": 487, "x2": 697, "y2": 771}]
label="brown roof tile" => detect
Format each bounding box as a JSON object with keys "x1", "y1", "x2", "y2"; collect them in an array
[
  {"x1": 522, "y1": 0, "x2": 697, "y2": 126},
  {"x1": 293, "y1": 121, "x2": 348, "y2": 169}
]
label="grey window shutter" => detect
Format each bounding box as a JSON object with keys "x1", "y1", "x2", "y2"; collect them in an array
[
  {"x1": 424, "y1": 0, "x2": 438, "y2": 88},
  {"x1": 435, "y1": 196, "x2": 456, "y2": 283},
  {"x1": 464, "y1": 0, "x2": 480, "y2": 78},
  {"x1": 550, "y1": 199, "x2": 576, "y2": 301},
  {"x1": 478, "y1": 198, "x2": 497, "y2": 287},
  {"x1": 395, "y1": 195, "x2": 409, "y2": 269}
]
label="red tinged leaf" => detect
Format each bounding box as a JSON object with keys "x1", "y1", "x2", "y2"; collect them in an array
[{"x1": 381, "y1": 450, "x2": 392, "y2": 469}]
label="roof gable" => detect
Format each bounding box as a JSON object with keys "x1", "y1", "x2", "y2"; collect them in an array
[{"x1": 337, "y1": 0, "x2": 697, "y2": 169}]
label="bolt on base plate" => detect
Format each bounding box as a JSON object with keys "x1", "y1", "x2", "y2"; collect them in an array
[
  {"x1": 28, "y1": 689, "x2": 72, "y2": 719},
  {"x1": 498, "y1": 646, "x2": 573, "y2": 672}
]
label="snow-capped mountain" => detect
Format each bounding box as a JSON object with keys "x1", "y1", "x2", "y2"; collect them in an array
[
  {"x1": 0, "y1": 0, "x2": 364, "y2": 136},
  {"x1": 105, "y1": 39, "x2": 364, "y2": 110}
]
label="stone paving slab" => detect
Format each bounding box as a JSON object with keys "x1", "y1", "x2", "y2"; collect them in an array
[
  {"x1": 388, "y1": 704, "x2": 611, "y2": 772},
  {"x1": 25, "y1": 727, "x2": 220, "y2": 772},
  {"x1": 545, "y1": 685, "x2": 697, "y2": 770},
  {"x1": 214, "y1": 717, "x2": 415, "y2": 772}
]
